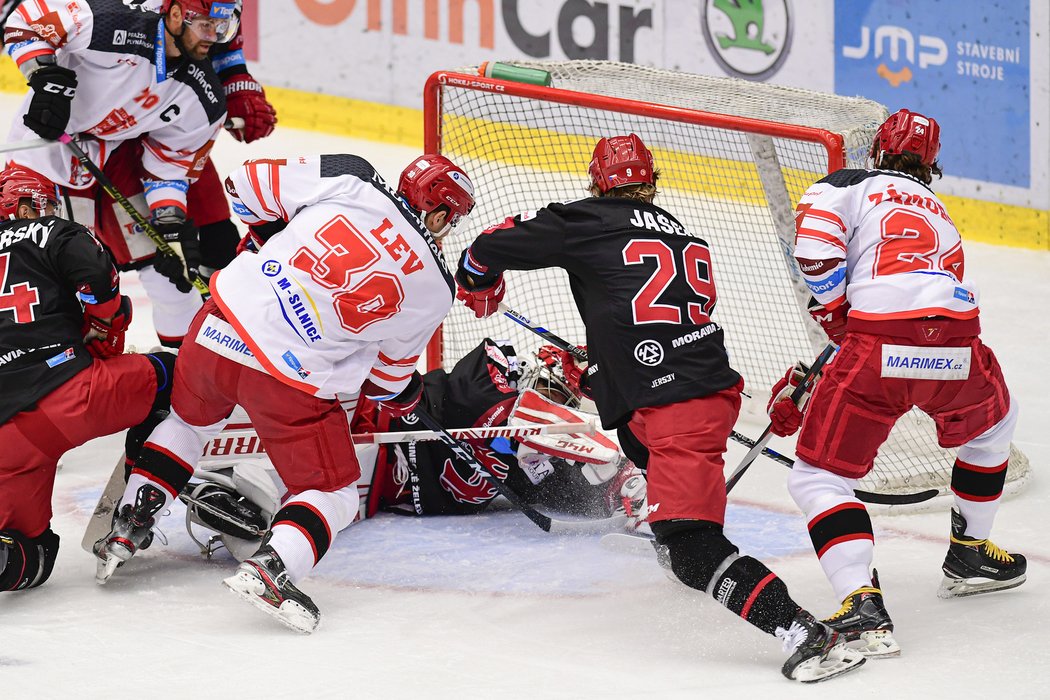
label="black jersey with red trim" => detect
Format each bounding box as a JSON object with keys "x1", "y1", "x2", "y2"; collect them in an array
[
  {"x1": 0, "y1": 216, "x2": 119, "y2": 424},
  {"x1": 459, "y1": 197, "x2": 741, "y2": 428}
]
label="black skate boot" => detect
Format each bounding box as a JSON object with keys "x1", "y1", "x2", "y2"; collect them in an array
[
  {"x1": 939, "y1": 509, "x2": 1027, "y2": 599},
  {"x1": 93, "y1": 484, "x2": 166, "y2": 585},
  {"x1": 823, "y1": 570, "x2": 900, "y2": 657},
  {"x1": 222, "y1": 544, "x2": 320, "y2": 634},
  {"x1": 777, "y1": 610, "x2": 866, "y2": 682}
]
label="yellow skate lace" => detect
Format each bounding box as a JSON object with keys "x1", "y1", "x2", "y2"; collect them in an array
[
  {"x1": 951, "y1": 535, "x2": 1014, "y2": 563},
  {"x1": 825, "y1": 586, "x2": 881, "y2": 621}
]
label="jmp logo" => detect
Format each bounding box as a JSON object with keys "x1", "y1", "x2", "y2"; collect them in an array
[
  {"x1": 842, "y1": 25, "x2": 948, "y2": 87},
  {"x1": 634, "y1": 339, "x2": 664, "y2": 367},
  {"x1": 262, "y1": 260, "x2": 282, "y2": 277},
  {"x1": 702, "y1": 0, "x2": 793, "y2": 80}
]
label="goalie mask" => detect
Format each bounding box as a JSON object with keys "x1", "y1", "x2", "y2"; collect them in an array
[{"x1": 519, "y1": 345, "x2": 581, "y2": 408}]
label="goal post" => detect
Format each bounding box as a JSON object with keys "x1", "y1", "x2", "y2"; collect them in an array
[{"x1": 422, "y1": 60, "x2": 1030, "y2": 510}]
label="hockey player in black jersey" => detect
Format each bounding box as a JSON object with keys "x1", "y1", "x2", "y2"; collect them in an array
[
  {"x1": 454, "y1": 134, "x2": 865, "y2": 683},
  {"x1": 0, "y1": 167, "x2": 176, "y2": 592}
]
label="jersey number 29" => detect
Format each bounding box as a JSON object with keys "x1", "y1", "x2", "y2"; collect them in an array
[{"x1": 622, "y1": 240, "x2": 715, "y2": 325}]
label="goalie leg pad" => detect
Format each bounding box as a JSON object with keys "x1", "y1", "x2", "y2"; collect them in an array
[{"x1": 0, "y1": 528, "x2": 60, "y2": 591}]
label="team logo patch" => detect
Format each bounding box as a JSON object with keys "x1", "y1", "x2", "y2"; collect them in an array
[
  {"x1": 262, "y1": 260, "x2": 282, "y2": 277},
  {"x1": 881, "y1": 344, "x2": 971, "y2": 380},
  {"x1": 634, "y1": 340, "x2": 664, "y2": 366}
]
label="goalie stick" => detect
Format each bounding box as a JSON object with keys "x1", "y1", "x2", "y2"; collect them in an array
[{"x1": 410, "y1": 407, "x2": 627, "y2": 535}]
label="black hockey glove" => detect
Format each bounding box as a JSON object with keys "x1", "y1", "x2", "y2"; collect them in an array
[
  {"x1": 151, "y1": 209, "x2": 201, "y2": 294},
  {"x1": 24, "y1": 65, "x2": 77, "y2": 140}
]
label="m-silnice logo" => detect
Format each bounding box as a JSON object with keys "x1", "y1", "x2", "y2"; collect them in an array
[{"x1": 702, "y1": 0, "x2": 793, "y2": 80}]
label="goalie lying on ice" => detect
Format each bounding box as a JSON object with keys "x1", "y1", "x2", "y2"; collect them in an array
[{"x1": 176, "y1": 338, "x2": 647, "y2": 560}]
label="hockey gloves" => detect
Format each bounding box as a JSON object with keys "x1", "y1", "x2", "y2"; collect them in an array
[
  {"x1": 559, "y1": 347, "x2": 593, "y2": 400},
  {"x1": 808, "y1": 297, "x2": 850, "y2": 344},
  {"x1": 223, "y1": 74, "x2": 277, "y2": 143},
  {"x1": 366, "y1": 372, "x2": 424, "y2": 419},
  {"x1": 767, "y1": 361, "x2": 822, "y2": 437},
  {"x1": 151, "y1": 209, "x2": 202, "y2": 294},
  {"x1": 83, "y1": 294, "x2": 132, "y2": 358},
  {"x1": 24, "y1": 64, "x2": 77, "y2": 140},
  {"x1": 456, "y1": 274, "x2": 505, "y2": 319}
]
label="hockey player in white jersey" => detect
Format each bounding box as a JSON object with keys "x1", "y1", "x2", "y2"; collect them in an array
[
  {"x1": 769, "y1": 109, "x2": 1025, "y2": 657},
  {"x1": 3, "y1": 0, "x2": 231, "y2": 343},
  {"x1": 92, "y1": 153, "x2": 476, "y2": 633}
]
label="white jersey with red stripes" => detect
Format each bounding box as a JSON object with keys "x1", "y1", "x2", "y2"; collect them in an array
[
  {"x1": 793, "y1": 168, "x2": 979, "y2": 321},
  {"x1": 4, "y1": 0, "x2": 225, "y2": 211},
  {"x1": 211, "y1": 154, "x2": 455, "y2": 400}
]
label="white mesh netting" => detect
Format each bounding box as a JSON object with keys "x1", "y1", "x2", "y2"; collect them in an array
[{"x1": 428, "y1": 60, "x2": 1029, "y2": 509}]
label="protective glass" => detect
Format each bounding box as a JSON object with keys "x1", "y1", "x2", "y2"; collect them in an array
[{"x1": 183, "y1": 10, "x2": 239, "y2": 44}]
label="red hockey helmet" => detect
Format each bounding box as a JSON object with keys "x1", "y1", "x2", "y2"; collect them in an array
[
  {"x1": 161, "y1": 0, "x2": 239, "y2": 43},
  {"x1": 397, "y1": 155, "x2": 476, "y2": 228},
  {"x1": 871, "y1": 109, "x2": 941, "y2": 166},
  {"x1": 0, "y1": 166, "x2": 59, "y2": 220},
  {"x1": 588, "y1": 133, "x2": 655, "y2": 194}
]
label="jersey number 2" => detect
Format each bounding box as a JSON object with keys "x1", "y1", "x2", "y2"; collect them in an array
[
  {"x1": 0, "y1": 252, "x2": 40, "y2": 323},
  {"x1": 291, "y1": 216, "x2": 404, "y2": 333},
  {"x1": 622, "y1": 240, "x2": 715, "y2": 324}
]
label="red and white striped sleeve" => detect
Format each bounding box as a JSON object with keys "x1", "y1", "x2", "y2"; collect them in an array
[
  {"x1": 4, "y1": 0, "x2": 93, "y2": 70},
  {"x1": 793, "y1": 182, "x2": 850, "y2": 308}
]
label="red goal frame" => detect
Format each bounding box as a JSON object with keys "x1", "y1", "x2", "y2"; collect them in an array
[{"x1": 421, "y1": 69, "x2": 848, "y2": 371}]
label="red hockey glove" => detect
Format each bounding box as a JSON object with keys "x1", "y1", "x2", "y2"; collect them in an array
[
  {"x1": 559, "y1": 347, "x2": 592, "y2": 400},
  {"x1": 766, "y1": 362, "x2": 820, "y2": 437},
  {"x1": 808, "y1": 298, "x2": 850, "y2": 344},
  {"x1": 223, "y1": 74, "x2": 277, "y2": 143},
  {"x1": 235, "y1": 228, "x2": 264, "y2": 255},
  {"x1": 365, "y1": 372, "x2": 423, "y2": 419},
  {"x1": 455, "y1": 274, "x2": 505, "y2": 319},
  {"x1": 83, "y1": 295, "x2": 132, "y2": 358}
]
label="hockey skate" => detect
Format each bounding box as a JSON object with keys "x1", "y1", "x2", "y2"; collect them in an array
[
  {"x1": 93, "y1": 484, "x2": 166, "y2": 584},
  {"x1": 938, "y1": 509, "x2": 1027, "y2": 599},
  {"x1": 823, "y1": 570, "x2": 900, "y2": 658},
  {"x1": 777, "y1": 610, "x2": 866, "y2": 683},
  {"x1": 222, "y1": 545, "x2": 320, "y2": 634}
]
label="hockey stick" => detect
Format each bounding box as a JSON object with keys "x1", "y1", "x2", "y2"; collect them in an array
[
  {"x1": 410, "y1": 406, "x2": 627, "y2": 535},
  {"x1": 58, "y1": 133, "x2": 211, "y2": 298},
  {"x1": 0, "y1": 137, "x2": 61, "y2": 154},
  {"x1": 497, "y1": 303, "x2": 587, "y2": 362},
  {"x1": 497, "y1": 308, "x2": 937, "y2": 507},
  {"x1": 496, "y1": 303, "x2": 792, "y2": 467},
  {"x1": 725, "y1": 343, "x2": 837, "y2": 494}
]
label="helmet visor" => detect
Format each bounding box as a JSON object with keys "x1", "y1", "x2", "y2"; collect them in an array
[{"x1": 183, "y1": 8, "x2": 239, "y2": 44}]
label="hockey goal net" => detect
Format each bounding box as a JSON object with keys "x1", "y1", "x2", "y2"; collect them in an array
[{"x1": 423, "y1": 60, "x2": 1030, "y2": 511}]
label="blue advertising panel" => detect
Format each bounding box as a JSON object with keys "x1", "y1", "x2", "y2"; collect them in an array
[{"x1": 835, "y1": 0, "x2": 1029, "y2": 187}]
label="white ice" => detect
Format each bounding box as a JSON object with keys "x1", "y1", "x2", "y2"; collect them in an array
[{"x1": 1, "y1": 93, "x2": 1048, "y2": 699}]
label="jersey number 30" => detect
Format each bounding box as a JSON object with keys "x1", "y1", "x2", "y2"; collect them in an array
[
  {"x1": 291, "y1": 216, "x2": 404, "y2": 333},
  {"x1": 622, "y1": 240, "x2": 715, "y2": 325},
  {"x1": 0, "y1": 252, "x2": 40, "y2": 324}
]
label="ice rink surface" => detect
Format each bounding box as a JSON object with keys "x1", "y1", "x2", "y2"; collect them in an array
[{"x1": 1, "y1": 93, "x2": 1048, "y2": 699}]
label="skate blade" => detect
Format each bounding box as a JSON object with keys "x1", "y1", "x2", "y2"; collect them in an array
[
  {"x1": 222, "y1": 571, "x2": 319, "y2": 635},
  {"x1": 937, "y1": 573, "x2": 1027, "y2": 599},
  {"x1": 845, "y1": 630, "x2": 901, "y2": 658},
  {"x1": 793, "y1": 645, "x2": 867, "y2": 683},
  {"x1": 95, "y1": 553, "x2": 122, "y2": 585}
]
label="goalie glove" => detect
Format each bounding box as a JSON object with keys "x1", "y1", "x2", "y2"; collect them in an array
[
  {"x1": 808, "y1": 297, "x2": 850, "y2": 344},
  {"x1": 766, "y1": 361, "x2": 821, "y2": 437},
  {"x1": 82, "y1": 295, "x2": 132, "y2": 358}
]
